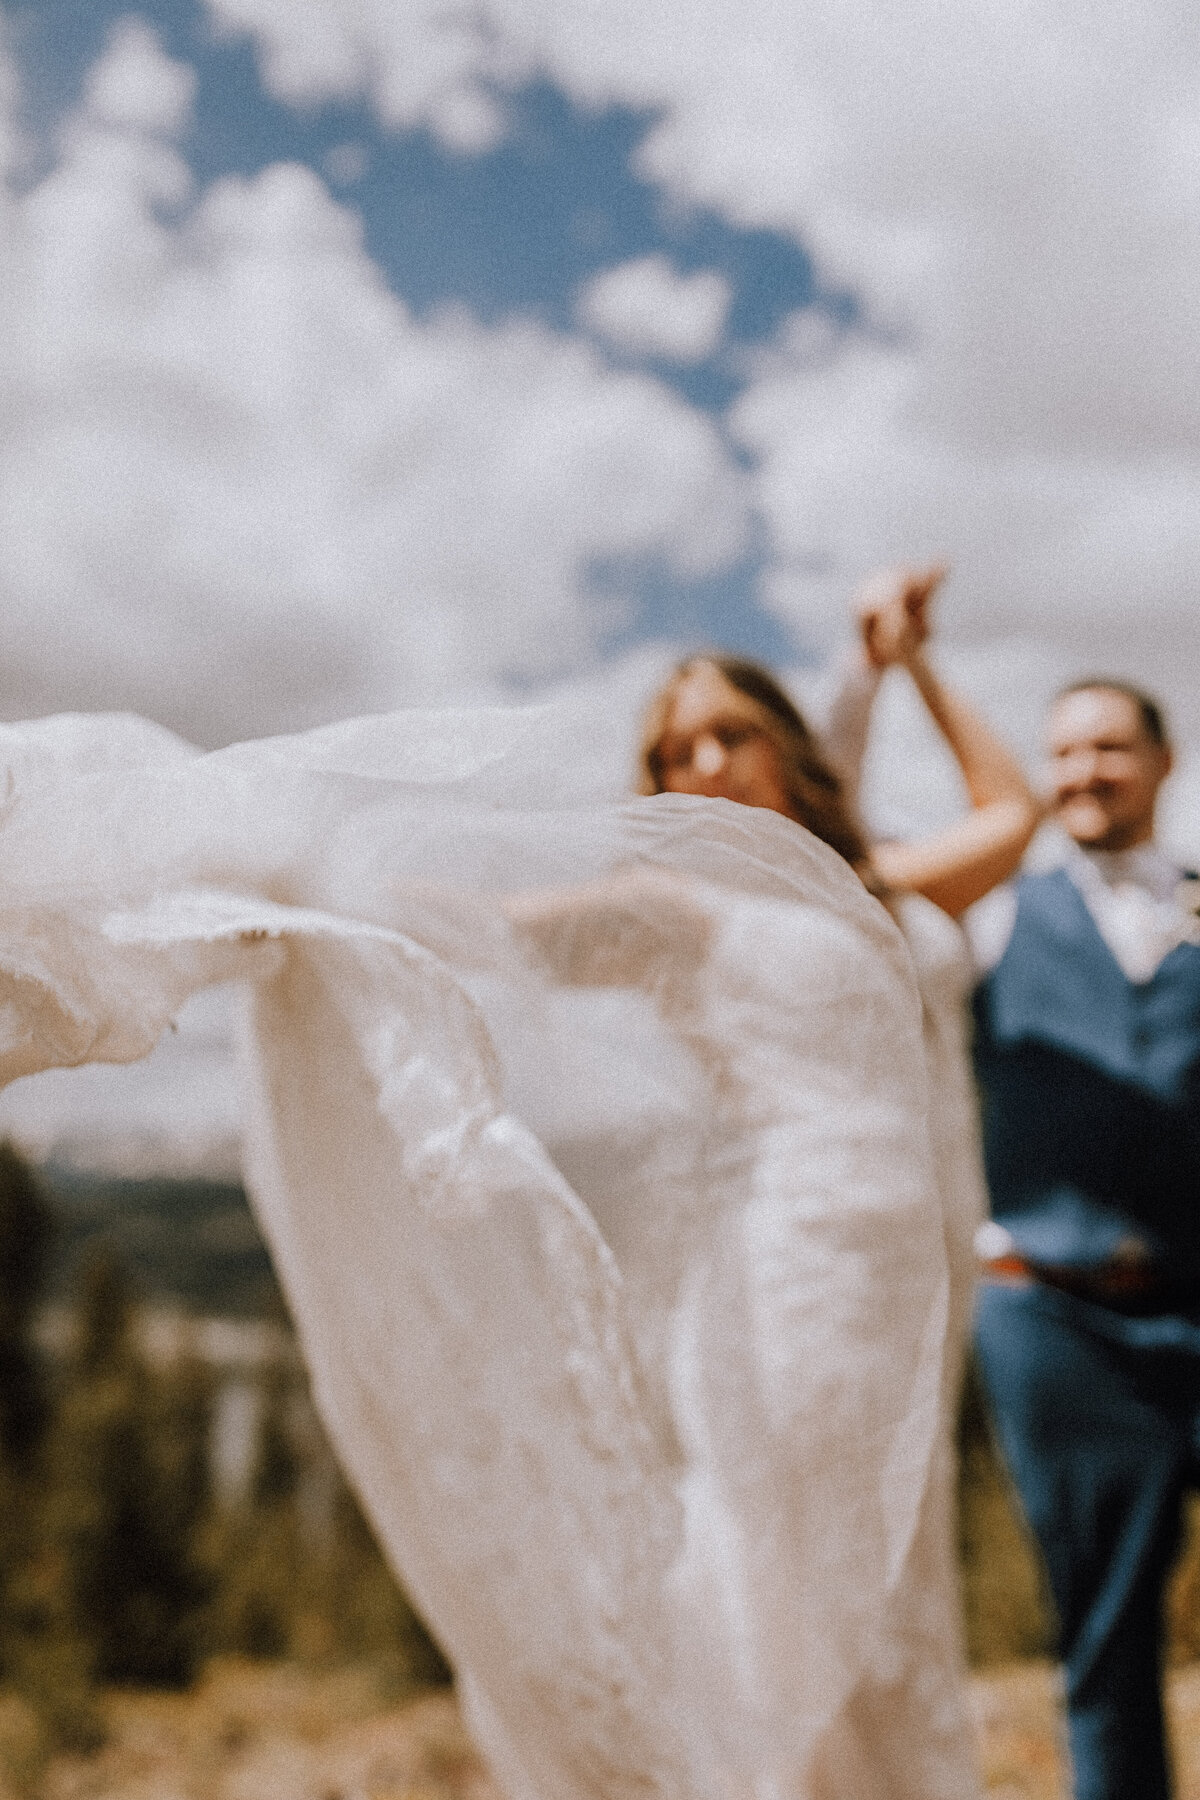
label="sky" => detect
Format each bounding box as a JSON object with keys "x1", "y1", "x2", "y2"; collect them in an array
[{"x1": 1, "y1": 0, "x2": 1199, "y2": 1169}]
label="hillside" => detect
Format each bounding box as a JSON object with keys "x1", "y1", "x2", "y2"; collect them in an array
[{"x1": 39, "y1": 1165, "x2": 282, "y2": 1320}]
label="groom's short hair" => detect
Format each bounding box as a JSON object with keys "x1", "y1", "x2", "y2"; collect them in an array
[{"x1": 1054, "y1": 678, "x2": 1170, "y2": 749}]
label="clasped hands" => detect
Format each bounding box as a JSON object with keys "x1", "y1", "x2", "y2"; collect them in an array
[{"x1": 854, "y1": 565, "x2": 946, "y2": 671}]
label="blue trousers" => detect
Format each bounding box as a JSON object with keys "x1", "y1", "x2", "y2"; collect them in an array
[{"x1": 975, "y1": 1279, "x2": 1200, "y2": 1800}]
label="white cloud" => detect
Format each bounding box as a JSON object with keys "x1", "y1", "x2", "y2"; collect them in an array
[
  {"x1": 205, "y1": 0, "x2": 526, "y2": 149},
  {"x1": 82, "y1": 15, "x2": 195, "y2": 134},
  {"x1": 0, "y1": 23, "x2": 748, "y2": 744},
  {"x1": 200, "y1": 0, "x2": 1200, "y2": 746},
  {"x1": 731, "y1": 332, "x2": 1200, "y2": 745},
  {"x1": 577, "y1": 256, "x2": 731, "y2": 363}
]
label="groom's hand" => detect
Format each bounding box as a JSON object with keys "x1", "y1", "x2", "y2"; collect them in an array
[{"x1": 856, "y1": 565, "x2": 945, "y2": 667}]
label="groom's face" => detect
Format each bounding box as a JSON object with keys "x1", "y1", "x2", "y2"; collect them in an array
[{"x1": 1046, "y1": 687, "x2": 1171, "y2": 853}]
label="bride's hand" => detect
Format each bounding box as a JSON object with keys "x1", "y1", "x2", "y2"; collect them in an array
[
  {"x1": 856, "y1": 565, "x2": 945, "y2": 669},
  {"x1": 504, "y1": 866, "x2": 711, "y2": 991}
]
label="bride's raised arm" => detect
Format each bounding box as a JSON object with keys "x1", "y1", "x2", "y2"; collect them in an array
[{"x1": 856, "y1": 569, "x2": 1041, "y2": 917}]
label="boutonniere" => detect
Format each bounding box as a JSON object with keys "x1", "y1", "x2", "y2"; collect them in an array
[
  {"x1": 1177, "y1": 878, "x2": 1200, "y2": 917},
  {"x1": 1177, "y1": 878, "x2": 1200, "y2": 944}
]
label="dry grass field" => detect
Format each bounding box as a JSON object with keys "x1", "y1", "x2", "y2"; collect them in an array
[
  {"x1": 973, "y1": 1660, "x2": 1200, "y2": 1799},
  {"x1": 0, "y1": 1666, "x2": 489, "y2": 1800},
  {"x1": 0, "y1": 1658, "x2": 1198, "y2": 1800}
]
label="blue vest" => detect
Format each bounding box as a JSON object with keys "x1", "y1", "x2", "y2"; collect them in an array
[{"x1": 973, "y1": 868, "x2": 1200, "y2": 1273}]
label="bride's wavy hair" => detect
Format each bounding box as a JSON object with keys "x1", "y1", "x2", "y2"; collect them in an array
[{"x1": 638, "y1": 654, "x2": 873, "y2": 875}]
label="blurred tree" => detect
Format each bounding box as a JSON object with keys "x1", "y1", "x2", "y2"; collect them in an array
[
  {"x1": 0, "y1": 1151, "x2": 451, "y2": 1730},
  {"x1": 39, "y1": 1249, "x2": 214, "y2": 1688},
  {"x1": 0, "y1": 1141, "x2": 55, "y2": 1462},
  {"x1": 251, "y1": 1360, "x2": 301, "y2": 1509},
  {"x1": 207, "y1": 1360, "x2": 451, "y2": 1685},
  {"x1": 323, "y1": 1469, "x2": 451, "y2": 1693},
  {"x1": 0, "y1": 1153, "x2": 99, "y2": 1749},
  {"x1": 208, "y1": 1360, "x2": 307, "y2": 1660}
]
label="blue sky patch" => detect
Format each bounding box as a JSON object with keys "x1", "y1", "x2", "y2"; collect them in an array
[{"x1": 6, "y1": 0, "x2": 849, "y2": 662}]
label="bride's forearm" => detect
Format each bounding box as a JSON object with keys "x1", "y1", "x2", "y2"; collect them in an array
[
  {"x1": 504, "y1": 868, "x2": 711, "y2": 989},
  {"x1": 904, "y1": 649, "x2": 1035, "y2": 813}
]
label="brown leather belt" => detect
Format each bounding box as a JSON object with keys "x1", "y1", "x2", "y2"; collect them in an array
[{"x1": 981, "y1": 1252, "x2": 1200, "y2": 1317}]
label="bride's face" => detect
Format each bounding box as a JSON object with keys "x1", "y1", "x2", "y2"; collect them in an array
[{"x1": 655, "y1": 663, "x2": 792, "y2": 816}]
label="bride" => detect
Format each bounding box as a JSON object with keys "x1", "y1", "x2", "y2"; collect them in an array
[
  {"x1": 0, "y1": 572, "x2": 1029, "y2": 1800},
  {"x1": 635, "y1": 568, "x2": 1039, "y2": 1796}
]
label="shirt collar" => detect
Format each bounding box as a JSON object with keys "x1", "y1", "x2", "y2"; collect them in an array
[{"x1": 1066, "y1": 839, "x2": 1183, "y2": 905}]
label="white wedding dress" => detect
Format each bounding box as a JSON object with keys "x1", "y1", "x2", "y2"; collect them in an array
[
  {"x1": 807, "y1": 894, "x2": 986, "y2": 1800},
  {"x1": 0, "y1": 703, "x2": 959, "y2": 1800}
]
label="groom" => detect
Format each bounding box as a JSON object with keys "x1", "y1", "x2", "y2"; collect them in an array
[{"x1": 971, "y1": 676, "x2": 1200, "y2": 1800}]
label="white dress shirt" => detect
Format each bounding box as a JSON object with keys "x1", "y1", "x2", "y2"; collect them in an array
[{"x1": 965, "y1": 841, "x2": 1200, "y2": 984}]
